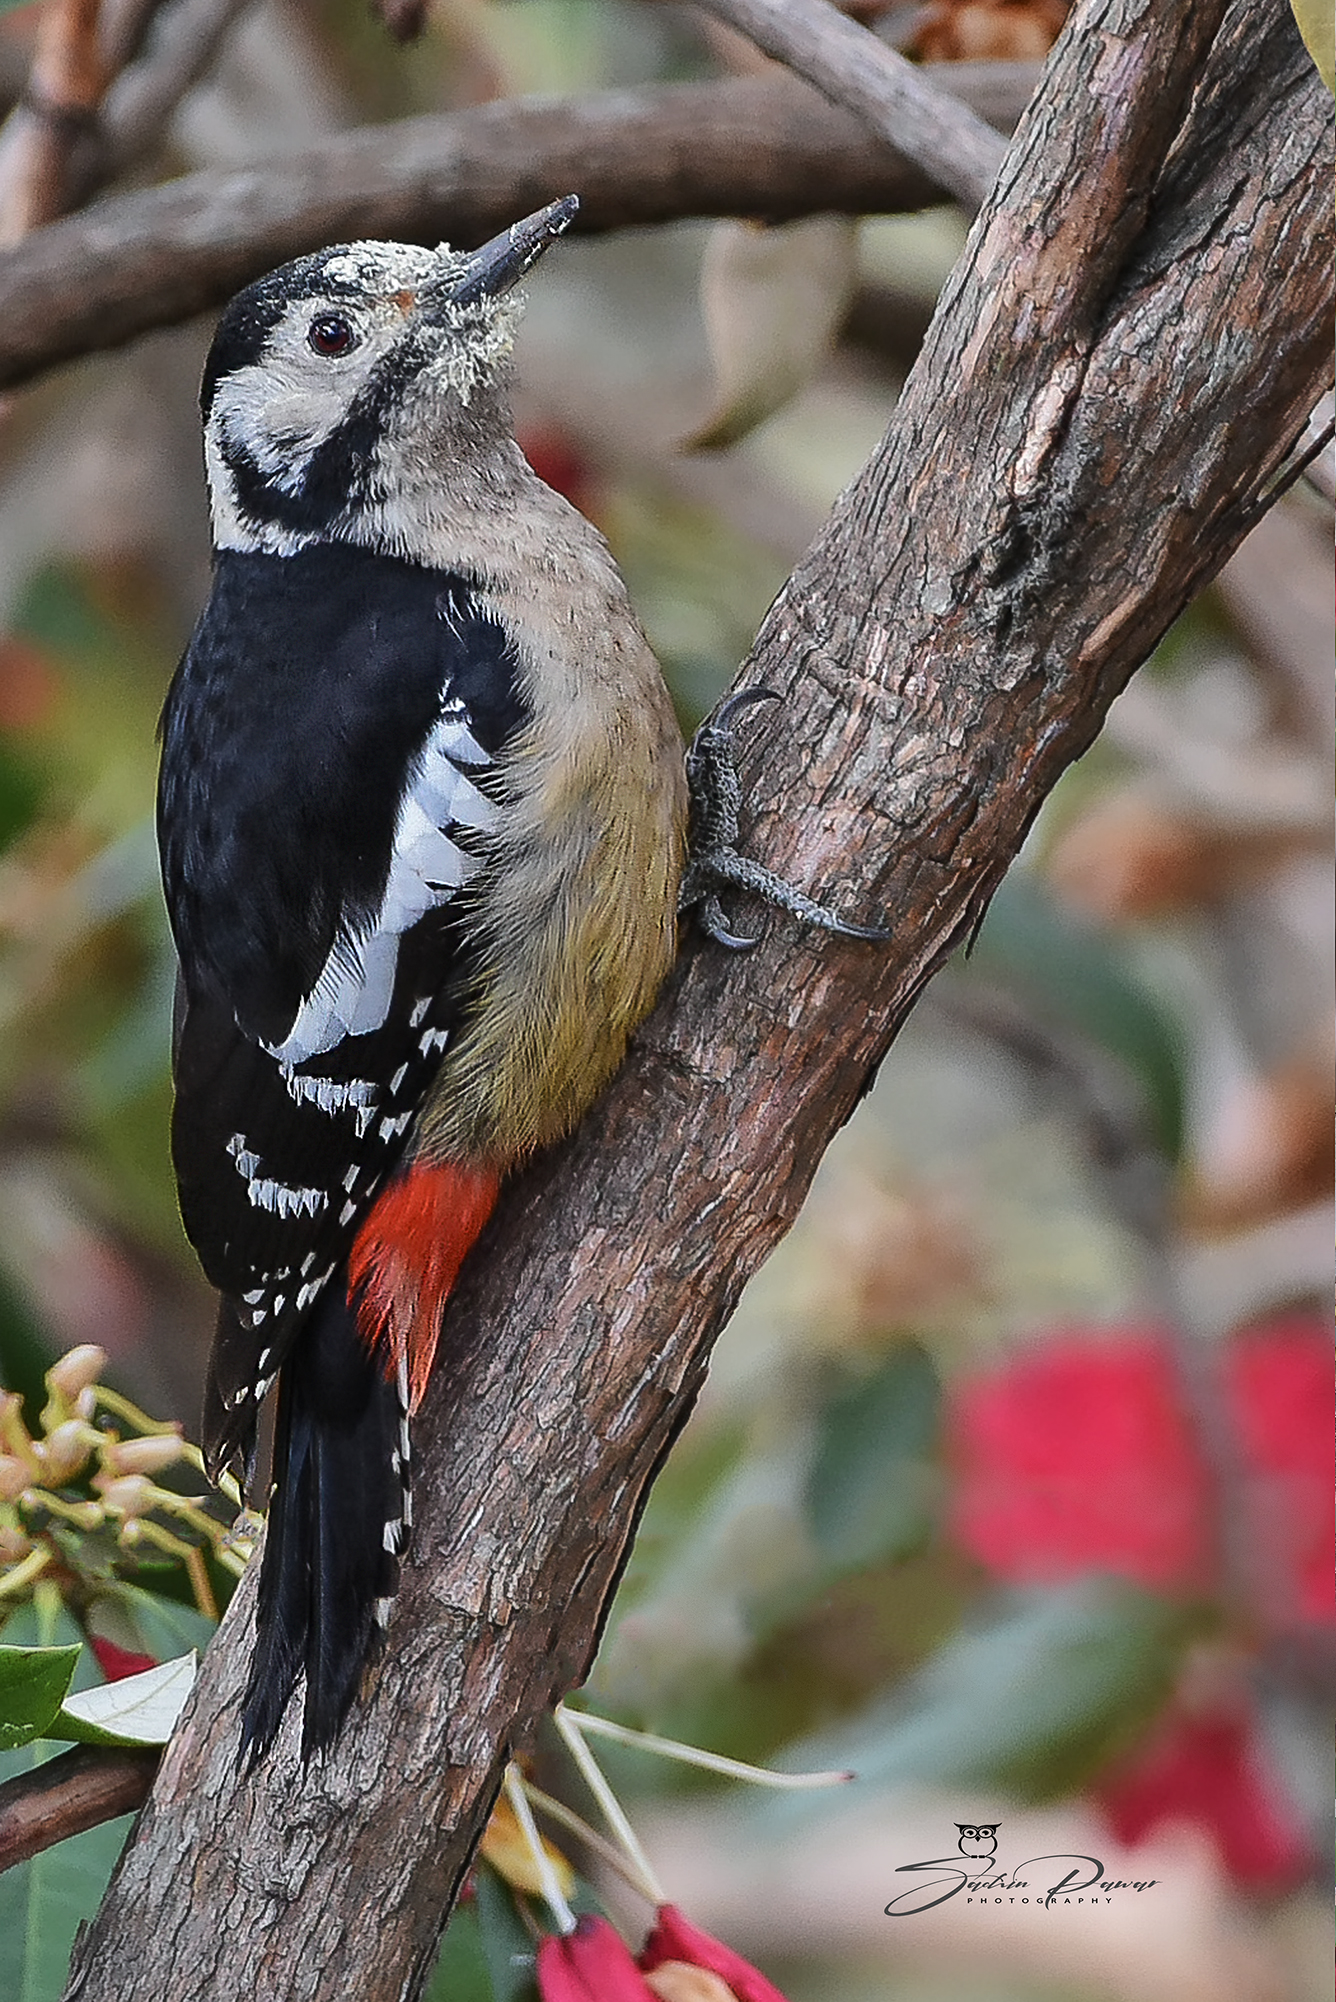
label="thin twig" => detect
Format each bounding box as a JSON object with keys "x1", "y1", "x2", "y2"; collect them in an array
[
  {"x1": 684, "y1": 0, "x2": 1007, "y2": 208},
  {"x1": 0, "y1": 1744, "x2": 159, "y2": 1871},
  {"x1": 1235, "y1": 408, "x2": 1336, "y2": 533},
  {"x1": 0, "y1": 0, "x2": 253, "y2": 241},
  {"x1": 96, "y1": 0, "x2": 257, "y2": 186}
]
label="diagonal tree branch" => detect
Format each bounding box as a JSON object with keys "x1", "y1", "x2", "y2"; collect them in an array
[
  {"x1": 62, "y1": 0, "x2": 1333, "y2": 1996},
  {"x1": 0, "y1": 63, "x2": 1039, "y2": 393}
]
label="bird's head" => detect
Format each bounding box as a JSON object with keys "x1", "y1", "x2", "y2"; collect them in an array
[{"x1": 200, "y1": 195, "x2": 579, "y2": 556}]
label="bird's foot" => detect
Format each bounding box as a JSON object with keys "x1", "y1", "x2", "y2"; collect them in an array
[{"x1": 679, "y1": 686, "x2": 890, "y2": 951}]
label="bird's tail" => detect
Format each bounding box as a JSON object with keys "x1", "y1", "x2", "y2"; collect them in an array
[{"x1": 239, "y1": 1280, "x2": 408, "y2": 1765}]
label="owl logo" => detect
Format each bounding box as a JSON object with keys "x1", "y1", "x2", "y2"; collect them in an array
[{"x1": 956, "y1": 1823, "x2": 1000, "y2": 1863}]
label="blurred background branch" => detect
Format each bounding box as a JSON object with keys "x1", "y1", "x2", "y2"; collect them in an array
[{"x1": 0, "y1": 62, "x2": 1038, "y2": 390}]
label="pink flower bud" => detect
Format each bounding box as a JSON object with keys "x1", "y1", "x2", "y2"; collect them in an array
[
  {"x1": 36, "y1": 1420, "x2": 94, "y2": 1484},
  {"x1": 95, "y1": 1474, "x2": 155, "y2": 1518},
  {"x1": 0, "y1": 1523, "x2": 33, "y2": 1562},
  {"x1": 0, "y1": 1454, "x2": 31, "y2": 1502},
  {"x1": 101, "y1": 1432, "x2": 184, "y2": 1477},
  {"x1": 46, "y1": 1346, "x2": 108, "y2": 1403}
]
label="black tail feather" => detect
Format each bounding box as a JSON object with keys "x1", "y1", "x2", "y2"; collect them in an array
[{"x1": 239, "y1": 1281, "x2": 408, "y2": 1765}]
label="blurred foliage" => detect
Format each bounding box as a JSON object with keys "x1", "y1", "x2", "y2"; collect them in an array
[{"x1": 0, "y1": 0, "x2": 1330, "y2": 1997}]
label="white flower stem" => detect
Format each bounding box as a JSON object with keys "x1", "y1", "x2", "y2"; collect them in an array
[
  {"x1": 553, "y1": 1704, "x2": 669, "y2": 1906},
  {"x1": 503, "y1": 1762, "x2": 577, "y2": 1935},
  {"x1": 521, "y1": 1778, "x2": 662, "y2": 1905},
  {"x1": 567, "y1": 1708, "x2": 854, "y2": 1789}
]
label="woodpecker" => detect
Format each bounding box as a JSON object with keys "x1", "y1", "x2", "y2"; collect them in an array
[{"x1": 159, "y1": 196, "x2": 878, "y2": 1763}]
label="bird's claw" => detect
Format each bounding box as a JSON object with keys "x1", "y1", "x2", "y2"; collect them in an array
[{"x1": 679, "y1": 683, "x2": 890, "y2": 946}]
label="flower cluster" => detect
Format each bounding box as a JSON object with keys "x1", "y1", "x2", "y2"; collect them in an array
[{"x1": 0, "y1": 1342, "x2": 248, "y2": 1623}]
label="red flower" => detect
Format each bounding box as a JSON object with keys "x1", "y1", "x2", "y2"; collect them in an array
[
  {"x1": 537, "y1": 1914, "x2": 655, "y2": 2002},
  {"x1": 1223, "y1": 1316, "x2": 1334, "y2": 1628},
  {"x1": 517, "y1": 426, "x2": 594, "y2": 513},
  {"x1": 639, "y1": 1905, "x2": 789, "y2": 2002},
  {"x1": 89, "y1": 1636, "x2": 156, "y2": 1682},
  {"x1": 948, "y1": 1329, "x2": 1213, "y2": 1591},
  {"x1": 1096, "y1": 1703, "x2": 1310, "y2": 1891}
]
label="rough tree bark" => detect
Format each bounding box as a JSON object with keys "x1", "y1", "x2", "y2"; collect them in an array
[{"x1": 62, "y1": 0, "x2": 1333, "y2": 1996}]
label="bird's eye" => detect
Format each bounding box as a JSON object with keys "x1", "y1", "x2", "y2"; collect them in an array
[{"x1": 308, "y1": 314, "x2": 357, "y2": 358}]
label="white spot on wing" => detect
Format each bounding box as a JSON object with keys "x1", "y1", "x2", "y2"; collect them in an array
[
  {"x1": 248, "y1": 1178, "x2": 326, "y2": 1219},
  {"x1": 228, "y1": 1132, "x2": 326, "y2": 1217},
  {"x1": 281, "y1": 1069, "x2": 377, "y2": 1116}
]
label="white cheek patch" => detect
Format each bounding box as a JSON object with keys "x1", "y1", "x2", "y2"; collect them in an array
[{"x1": 264, "y1": 707, "x2": 499, "y2": 1066}]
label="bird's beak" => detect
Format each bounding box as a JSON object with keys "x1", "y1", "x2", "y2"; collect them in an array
[{"x1": 436, "y1": 196, "x2": 580, "y2": 311}]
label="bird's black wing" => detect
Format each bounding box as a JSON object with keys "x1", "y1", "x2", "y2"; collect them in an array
[{"x1": 158, "y1": 541, "x2": 527, "y2": 1479}]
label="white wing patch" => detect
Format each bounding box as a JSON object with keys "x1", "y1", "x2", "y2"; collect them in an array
[{"x1": 264, "y1": 706, "x2": 496, "y2": 1066}]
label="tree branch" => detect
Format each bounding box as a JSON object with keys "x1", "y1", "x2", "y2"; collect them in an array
[
  {"x1": 0, "y1": 63, "x2": 1038, "y2": 393},
  {"x1": 62, "y1": 0, "x2": 1333, "y2": 1997},
  {"x1": 0, "y1": 1745, "x2": 158, "y2": 1871},
  {"x1": 686, "y1": 0, "x2": 1007, "y2": 207}
]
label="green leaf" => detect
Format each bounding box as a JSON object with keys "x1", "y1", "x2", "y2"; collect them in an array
[
  {"x1": 966, "y1": 871, "x2": 1187, "y2": 1160},
  {"x1": 101, "y1": 1582, "x2": 216, "y2": 1661},
  {"x1": 0, "y1": 1647, "x2": 81, "y2": 1752},
  {"x1": 0, "y1": 1768, "x2": 130, "y2": 2002},
  {"x1": 0, "y1": 1259, "x2": 56, "y2": 1428},
  {"x1": 50, "y1": 1653, "x2": 195, "y2": 1747},
  {"x1": 761, "y1": 1580, "x2": 1195, "y2": 1816},
  {"x1": 0, "y1": 738, "x2": 44, "y2": 852},
  {"x1": 472, "y1": 1865, "x2": 540, "y2": 2002},
  {"x1": 0, "y1": 1606, "x2": 133, "y2": 1999},
  {"x1": 806, "y1": 1345, "x2": 940, "y2": 1575},
  {"x1": 423, "y1": 1902, "x2": 495, "y2": 2002}
]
